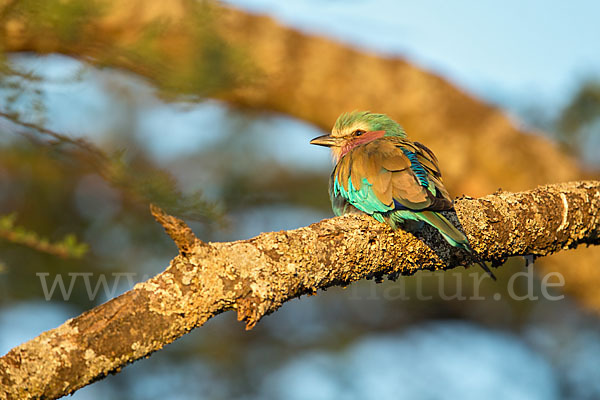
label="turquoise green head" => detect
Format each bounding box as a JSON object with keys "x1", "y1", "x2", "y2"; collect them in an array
[
  {"x1": 310, "y1": 111, "x2": 406, "y2": 161},
  {"x1": 331, "y1": 111, "x2": 406, "y2": 138}
]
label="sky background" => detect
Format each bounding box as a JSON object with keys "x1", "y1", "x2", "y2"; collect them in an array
[{"x1": 224, "y1": 0, "x2": 600, "y2": 115}]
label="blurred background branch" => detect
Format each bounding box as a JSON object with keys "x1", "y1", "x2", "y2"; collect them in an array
[{"x1": 0, "y1": 213, "x2": 87, "y2": 259}]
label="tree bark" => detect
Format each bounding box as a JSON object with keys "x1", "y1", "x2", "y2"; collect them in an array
[{"x1": 1, "y1": 180, "x2": 599, "y2": 400}]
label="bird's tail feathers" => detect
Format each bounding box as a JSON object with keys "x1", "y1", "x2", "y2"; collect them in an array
[
  {"x1": 416, "y1": 211, "x2": 468, "y2": 249},
  {"x1": 472, "y1": 256, "x2": 497, "y2": 281},
  {"x1": 416, "y1": 211, "x2": 496, "y2": 281}
]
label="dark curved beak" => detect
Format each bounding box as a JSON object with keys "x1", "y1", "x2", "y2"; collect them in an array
[{"x1": 310, "y1": 134, "x2": 342, "y2": 147}]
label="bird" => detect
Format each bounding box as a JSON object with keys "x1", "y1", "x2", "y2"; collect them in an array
[{"x1": 310, "y1": 111, "x2": 495, "y2": 280}]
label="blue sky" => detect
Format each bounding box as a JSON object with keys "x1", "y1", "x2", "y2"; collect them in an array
[{"x1": 224, "y1": 0, "x2": 600, "y2": 113}]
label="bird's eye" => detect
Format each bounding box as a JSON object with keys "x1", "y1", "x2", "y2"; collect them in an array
[{"x1": 354, "y1": 130, "x2": 365, "y2": 136}]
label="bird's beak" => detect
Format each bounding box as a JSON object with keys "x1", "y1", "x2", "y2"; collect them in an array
[{"x1": 310, "y1": 134, "x2": 342, "y2": 147}]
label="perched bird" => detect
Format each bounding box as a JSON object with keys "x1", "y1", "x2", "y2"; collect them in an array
[{"x1": 310, "y1": 111, "x2": 495, "y2": 279}]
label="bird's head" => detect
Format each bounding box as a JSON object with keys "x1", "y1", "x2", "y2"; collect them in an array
[{"x1": 310, "y1": 111, "x2": 406, "y2": 162}]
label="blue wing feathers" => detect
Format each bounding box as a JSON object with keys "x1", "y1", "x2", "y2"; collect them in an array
[{"x1": 400, "y1": 148, "x2": 429, "y2": 188}]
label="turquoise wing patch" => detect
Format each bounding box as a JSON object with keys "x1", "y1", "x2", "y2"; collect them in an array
[{"x1": 333, "y1": 175, "x2": 393, "y2": 223}]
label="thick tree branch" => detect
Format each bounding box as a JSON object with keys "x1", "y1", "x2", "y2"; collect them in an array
[{"x1": 1, "y1": 180, "x2": 599, "y2": 399}]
